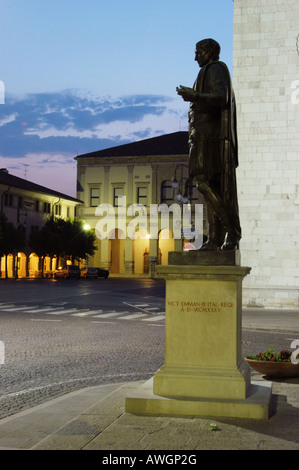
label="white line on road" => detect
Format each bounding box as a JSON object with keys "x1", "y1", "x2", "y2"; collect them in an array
[
  {"x1": 71, "y1": 310, "x2": 103, "y2": 317},
  {"x1": 123, "y1": 302, "x2": 149, "y2": 310},
  {"x1": 142, "y1": 315, "x2": 165, "y2": 322},
  {"x1": 92, "y1": 311, "x2": 122, "y2": 318},
  {"x1": 30, "y1": 319, "x2": 63, "y2": 322},
  {"x1": 118, "y1": 313, "x2": 147, "y2": 320},
  {"x1": 25, "y1": 307, "x2": 62, "y2": 313},
  {"x1": 89, "y1": 321, "x2": 115, "y2": 324},
  {"x1": 44, "y1": 309, "x2": 81, "y2": 315},
  {"x1": 1, "y1": 306, "x2": 37, "y2": 312}
]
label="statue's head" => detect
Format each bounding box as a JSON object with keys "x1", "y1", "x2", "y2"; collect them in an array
[{"x1": 195, "y1": 39, "x2": 220, "y2": 66}]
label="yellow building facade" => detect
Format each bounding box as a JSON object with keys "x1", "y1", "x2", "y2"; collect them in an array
[
  {"x1": 75, "y1": 132, "x2": 206, "y2": 276},
  {"x1": 0, "y1": 168, "x2": 82, "y2": 278}
]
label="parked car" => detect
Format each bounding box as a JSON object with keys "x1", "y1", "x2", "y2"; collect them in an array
[
  {"x1": 81, "y1": 267, "x2": 98, "y2": 279},
  {"x1": 96, "y1": 267, "x2": 109, "y2": 279},
  {"x1": 54, "y1": 265, "x2": 80, "y2": 279}
]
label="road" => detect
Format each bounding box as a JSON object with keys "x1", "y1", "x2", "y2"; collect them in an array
[
  {"x1": 0, "y1": 278, "x2": 166, "y2": 419},
  {"x1": 0, "y1": 278, "x2": 298, "y2": 419}
]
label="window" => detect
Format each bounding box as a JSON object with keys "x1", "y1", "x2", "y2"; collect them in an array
[
  {"x1": 113, "y1": 187, "x2": 123, "y2": 207},
  {"x1": 161, "y1": 181, "x2": 174, "y2": 204},
  {"x1": 43, "y1": 202, "x2": 51, "y2": 213},
  {"x1": 137, "y1": 187, "x2": 148, "y2": 205},
  {"x1": 3, "y1": 193, "x2": 13, "y2": 207},
  {"x1": 55, "y1": 204, "x2": 61, "y2": 216},
  {"x1": 35, "y1": 200, "x2": 40, "y2": 212},
  {"x1": 90, "y1": 188, "x2": 100, "y2": 207}
]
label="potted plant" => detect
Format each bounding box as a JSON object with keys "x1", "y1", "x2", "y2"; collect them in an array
[{"x1": 245, "y1": 348, "x2": 299, "y2": 378}]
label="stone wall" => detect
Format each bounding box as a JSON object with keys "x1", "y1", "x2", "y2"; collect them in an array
[{"x1": 233, "y1": 0, "x2": 299, "y2": 308}]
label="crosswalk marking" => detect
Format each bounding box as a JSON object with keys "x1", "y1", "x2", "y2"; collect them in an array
[
  {"x1": 3, "y1": 306, "x2": 37, "y2": 312},
  {"x1": 0, "y1": 302, "x2": 165, "y2": 322},
  {"x1": 45, "y1": 309, "x2": 80, "y2": 315},
  {"x1": 118, "y1": 313, "x2": 146, "y2": 320},
  {"x1": 30, "y1": 318, "x2": 63, "y2": 322},
  {"x1": 93, "y1": 311, "x2": 122, "y2": 318},
  {"x1": 130, "y1": 304, "x2": 148, "y2": 307},
  {"x1": 26, "y1": 307, "x2": 61, "y2": 313},
  {"x1": 71, "y1": 310, "x2": 103, "y2": 317},
  {"x1": 142, "y1": 315, "x2": 165, "y2": 322}
]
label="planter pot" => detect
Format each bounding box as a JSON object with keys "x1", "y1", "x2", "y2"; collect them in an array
[{"x1": 245, "y1": 358, "x2": 299, "y2": 378}]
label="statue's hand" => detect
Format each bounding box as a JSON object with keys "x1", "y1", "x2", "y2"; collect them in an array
[{"x1": 176, "y1": 85, "x2": 196, "y2": 102}]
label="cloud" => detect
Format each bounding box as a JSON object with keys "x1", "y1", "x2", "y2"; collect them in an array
[
  {"x1": 0, "y1": 90, "x2": 187, "y2": 158},
  {"x1": 0, "y1": 89, "x2": 188, "y2": 196}
]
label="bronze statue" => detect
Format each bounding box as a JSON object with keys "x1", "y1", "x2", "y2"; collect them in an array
[{"x1": 177, "y1": 38, "x2": 241, "y2": 250}]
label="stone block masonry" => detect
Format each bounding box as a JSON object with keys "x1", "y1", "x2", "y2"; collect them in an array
[{"x1": 233, "y1": 0, "x2": 299, "y2": 308}]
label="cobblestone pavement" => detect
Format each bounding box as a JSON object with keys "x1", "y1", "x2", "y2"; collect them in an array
[
  {"x1": 0, "y1": 284, "x2": 298, "y2": 422},
  {"x1": 0, "y1": 308, "x2": 165, "y2": 420}
]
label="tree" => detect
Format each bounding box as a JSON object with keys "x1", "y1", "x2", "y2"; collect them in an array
[
  {"x1": 29, "y1": 217, "x2": 97, "y2": 273},
  {"x1": 61, "y1": 219, "x2": 97, "y2": 263},
  {"x1": 0, "y1": 212, "x2": 26, "y2": 278},
  {"x1": 29, "y1": 221, "x2": 60, "y2": 277}
]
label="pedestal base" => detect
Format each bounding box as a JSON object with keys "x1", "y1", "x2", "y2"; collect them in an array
[
  {"x1": 125, "y1": 378, "x2": 272, "y2": 420},
  {"x1": 125, "y1": 252, "x2": 272, "y2": 419},
  {"x1": 153, "y1": 361, "x2": 251, "y2": 401}
]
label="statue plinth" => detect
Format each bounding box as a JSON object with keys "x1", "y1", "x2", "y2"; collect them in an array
[{"x1": 125, "y1": 251, "x2": 272, "y2": 419}]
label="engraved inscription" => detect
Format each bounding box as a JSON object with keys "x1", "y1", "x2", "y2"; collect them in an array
[{"x1": 167, "y1": 300, "x2": 233, "y2": 313}]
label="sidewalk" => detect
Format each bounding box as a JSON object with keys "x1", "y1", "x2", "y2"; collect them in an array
[
  {"x1": 0, "y1": 377, "x2": 299, "y2": 451},
  {"x1": 0, "y1": 309, "x2": 298, "y2": 451}
]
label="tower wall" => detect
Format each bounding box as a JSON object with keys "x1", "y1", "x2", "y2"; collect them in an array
[{"x1": 233, "y1": 0, "x2": 299, "y2": 308}]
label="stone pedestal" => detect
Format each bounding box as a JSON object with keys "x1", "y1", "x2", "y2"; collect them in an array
[{"x1": 125, "y1": 251, "x2": 272, "y2": 419}]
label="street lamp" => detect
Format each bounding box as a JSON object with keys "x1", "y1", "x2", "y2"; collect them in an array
[{"x1": 171, "y1": 164, "x2": 193, "y2": 204}]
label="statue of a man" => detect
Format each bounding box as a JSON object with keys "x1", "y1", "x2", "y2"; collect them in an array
[{"x1": 177, "y1": 38, "x2": 241, "y2": 250}]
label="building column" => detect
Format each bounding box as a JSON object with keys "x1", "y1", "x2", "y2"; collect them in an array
[
  {"x1": 124, "y1": 238, "x2": 134, "y2": 274},
  {"x1": 103, "y1": 166, "x2": 110, "y2": 205},
  {"x1": 151, "y1": 164, "x2": 158, "y2": 204},
  {"x1": 127, "y1": 165, "x2": 134, "y2": 206},
  {"x1": 149, "y1": 238, "x2": 158, "y2": 277}
]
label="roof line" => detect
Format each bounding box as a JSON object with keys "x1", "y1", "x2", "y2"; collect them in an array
[{"x1": 0, "y1": 170, "x2": 82, "y2": 203}]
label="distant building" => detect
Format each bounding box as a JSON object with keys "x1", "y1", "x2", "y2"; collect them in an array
[
  {"x1": 233, "y1": 0, "x2": 299, "y2": 308},
  {"x1": 75, "y1": 132, "x2": 205, "y2": 276},
  {"x1": 0, "y1": 168, "x2": 82, "y2": 278}
]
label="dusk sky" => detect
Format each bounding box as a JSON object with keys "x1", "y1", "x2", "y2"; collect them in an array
[{"x1": 0, "y1": 0, "x2": 234, "y2": 197}]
